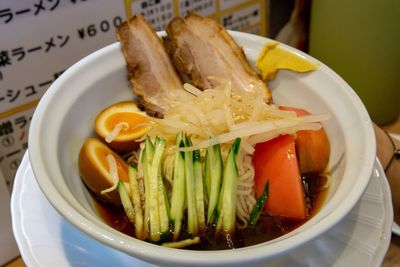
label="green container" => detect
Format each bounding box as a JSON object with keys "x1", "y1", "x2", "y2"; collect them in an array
[{"x1": 309, "y1": 0, "x2": 400, "y2": 125}]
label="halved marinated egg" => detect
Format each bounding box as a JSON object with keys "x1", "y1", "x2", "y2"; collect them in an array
[
  {"x1": 95, "y1": 101, "x2": 152, "y2": 153},
  {"x1": 78, "y1": 137, "x2": 129, "y2": 204}
]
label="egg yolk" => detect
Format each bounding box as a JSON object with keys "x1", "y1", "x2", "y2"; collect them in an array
[
  {"x1": 105, "y1": 112, "x2": 150, "y2": 133},
  {"x1": 95, "y1": 145, "x2": 129, "y2": 182}
]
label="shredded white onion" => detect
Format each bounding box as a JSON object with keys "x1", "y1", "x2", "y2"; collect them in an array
[
  {"x1": 145, "y1": 79, "x2": 330, "y2": 225},
  {"x1": 247, "y1": 123, "x2": 321, "y2": 145},
  {"x1": 177, "y1": 120, "x2": 322, "y2": 152},
  {"x1": 105, "y1": 122, "x2": 129, "y2": 143},
  {"x1": 149, "y1": 79, "x2": 329, "y2": 149},
  {"x1": 183, "y1": 83, "x2": 202, "y2": 96},
  {"x1": 101, "y1": 154, "x2": 119, "y2": 195}
]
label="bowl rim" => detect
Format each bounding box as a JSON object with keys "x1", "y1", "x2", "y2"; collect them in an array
[{"x1": 28, "y1": 30, "x2": 376, "y2": 266}]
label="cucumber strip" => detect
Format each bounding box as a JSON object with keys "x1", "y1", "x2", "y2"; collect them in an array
[
  {"x1": 147, "y1": 137, "x2": 161, "y2": 242},
  {"x1": 170, "y1": 139, "x2": 186, "y2": 240},
  {"x1": 249, "y1": 181, "x2": 269, "y2": 226},
  {"x1": 117, "y1": 181, "x2": 135, "y2": 224},
  {"x1": 161, "y1": 236, "x2": 200, "y2": 248},
  {"x1": 156, "y1": 140, "x2": 169, "y2": 234},
  {"x1": 128, "y1": 165, "x2": 145, "y2": 240},
  {"x1": 142, "y1": 137, "x2": 154, "y2": 239},
  {"x1": 184, "y1": 135, "x2": 198, "y2": 235},
  {"x1": 162, "y1": 177, "x2": 170, "y2": 218},
  {"x1": 144, "y1": 136, "x2": 155, "y2": 157},
  {"x1": 193, "y1": 148, "x2": 206, "y2": 233},
  {"x1": 169, "y1": 141, "x2": 184, "y2": 220},
  {"x1": 152, "y1": 137, "x2": 167, "y2": 241},
  {"x1": 142, "y1": 145, "x2": 152, "y2": 240},
  {"x1": 204, "y1": 147, "x2": 211, "y2": 198},
  {"x1": 206, "y1": 144, "x2": 223, "y2": 224},
  {"x1": 218, "y1": 138, "x2": 241, "y2": 234},
  {"x1": 169, "y1": 132, "x2": 184, "y2": 221},
  {"x1": 215, "y1": 179, "x2": 224, "y2": 231},
  {"x1": 141, "y1": 152, "x2": 149, "y2": 239}
]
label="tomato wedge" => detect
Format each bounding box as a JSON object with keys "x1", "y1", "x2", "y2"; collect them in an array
[
  {"x1": 253, "y1": 134, "x2": 307, "y2": 219},
  {"x1": 279, "y1": 106, "x2": 330, "y2": 174}
]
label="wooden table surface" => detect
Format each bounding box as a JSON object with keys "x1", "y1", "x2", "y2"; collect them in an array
[
  {"x1": 384, "y1": 234, "x2": 400, "y2": 267},
  {"x1": 381, "y1": 115, "x2": 400, "y2": 266},
  {"x1": 6, "y1": 116, "x2": 400, "y2": 267}
]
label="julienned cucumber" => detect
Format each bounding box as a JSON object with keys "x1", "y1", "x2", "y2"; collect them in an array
[
  {"x1": 118, "y1": 181, "x2": 135, "y2": 224},
  {"x1": 145, "y1": 136, "x2": 160, "y2": 242},
  {"x1": 184, "y1": 135, "x2": 199, "y2": 235},
  {"x1": 249, "y1": 180, "x2": 269, "y2": 226},
  {"x1": 205, "y1": 143, "x2": 223, "y2": 224},
  {"x1": 128, "y1": 164, "x2": 145, "y2": 240},
  {"x1": 216, "y1": 138, "x2": 241, "y2": 234},
  {"x1": 170, "y1": 133, "x2": 186, "y2": 240},
  {"x1": 154, "y1": 137, "x2": 169, "y2": 235},
  {"x1": 141, "y1": 137, "x2": 153, "y2": 240},
  {"x1": 143, "y1": 136, "x2": 170, "y2": 242},
  {"x1": 119, "y1": 135, "x2": 242, "y2": 245},
  {"x1": 193, "y1": 148, "x2": 206, "y2": 233}
]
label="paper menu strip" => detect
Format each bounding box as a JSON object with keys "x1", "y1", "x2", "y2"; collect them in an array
[
  {"x1": 0, "y1": 1, "x2": 126, "y2": 114},
  {"x1": 0, "y1": 0, "x2": 126, "y2": 191},
  {"x1": 0, "y1": 0, "x2": 268, "y2": 192},
  {"x1": 220, "y1": 1, "x2": 263, "y2": 32},
  {"x1": 0, "y1": 169, "x2": 19, "y2": 265},
  {"x1": 125, "y1": 0, "x2": 267, "y2": 34}
]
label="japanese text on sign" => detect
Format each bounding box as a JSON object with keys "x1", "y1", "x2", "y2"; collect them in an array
[{"x1": 0, "y1": 0, "x2": 267, "y2": 192}]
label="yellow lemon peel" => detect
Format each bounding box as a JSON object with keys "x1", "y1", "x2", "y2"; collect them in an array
[{"x1": 256, "y1": 42, "x2": 319, "y2": 81}]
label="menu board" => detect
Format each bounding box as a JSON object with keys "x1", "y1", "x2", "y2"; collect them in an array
[
  {"x1": 0, "y1": 0, "x2": 267, "y2": 191},
  {"x1": 125, "y1": 0, "x2": 267, "y2": 34}
]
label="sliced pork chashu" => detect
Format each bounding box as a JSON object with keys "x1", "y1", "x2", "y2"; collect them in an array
[
  {"x1": 164, "y1": 12, "x2": 271, "y2": 102},
  {"x1": 117, "y1": 14, "x2": 183, "y2": 117}
]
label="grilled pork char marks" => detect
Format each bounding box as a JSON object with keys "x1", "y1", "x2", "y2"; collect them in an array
[
  {"x1": 117, "y1": 14, "x2": 184, "y2": 117},
  {"x1": 164, "y1": 12, "x2": 271, "y2": 102}
]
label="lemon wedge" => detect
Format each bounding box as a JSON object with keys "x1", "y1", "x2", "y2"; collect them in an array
[{"x1": 256, "y1": 42, "x2": 318, "y2": 81}]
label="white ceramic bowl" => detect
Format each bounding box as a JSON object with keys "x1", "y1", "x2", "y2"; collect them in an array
[{"x1": 29, "y1": 31, "x2": 376, "y2": 267}]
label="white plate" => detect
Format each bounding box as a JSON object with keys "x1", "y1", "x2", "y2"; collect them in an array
[{"x1": 11, "y1": 152, "x2": 392, "y2": 267}]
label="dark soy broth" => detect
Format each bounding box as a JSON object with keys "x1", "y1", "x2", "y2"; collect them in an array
[{"x1": 93, "y1": 173, "x2": 328, "y2": 250}]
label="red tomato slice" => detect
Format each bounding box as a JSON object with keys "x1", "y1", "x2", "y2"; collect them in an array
[
  {"x1": 253, "y1": 134, "x2": 307, "y2": 219},
  {"x1": 279, "y1": 106, "x2": 330, "y2": 174}
]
